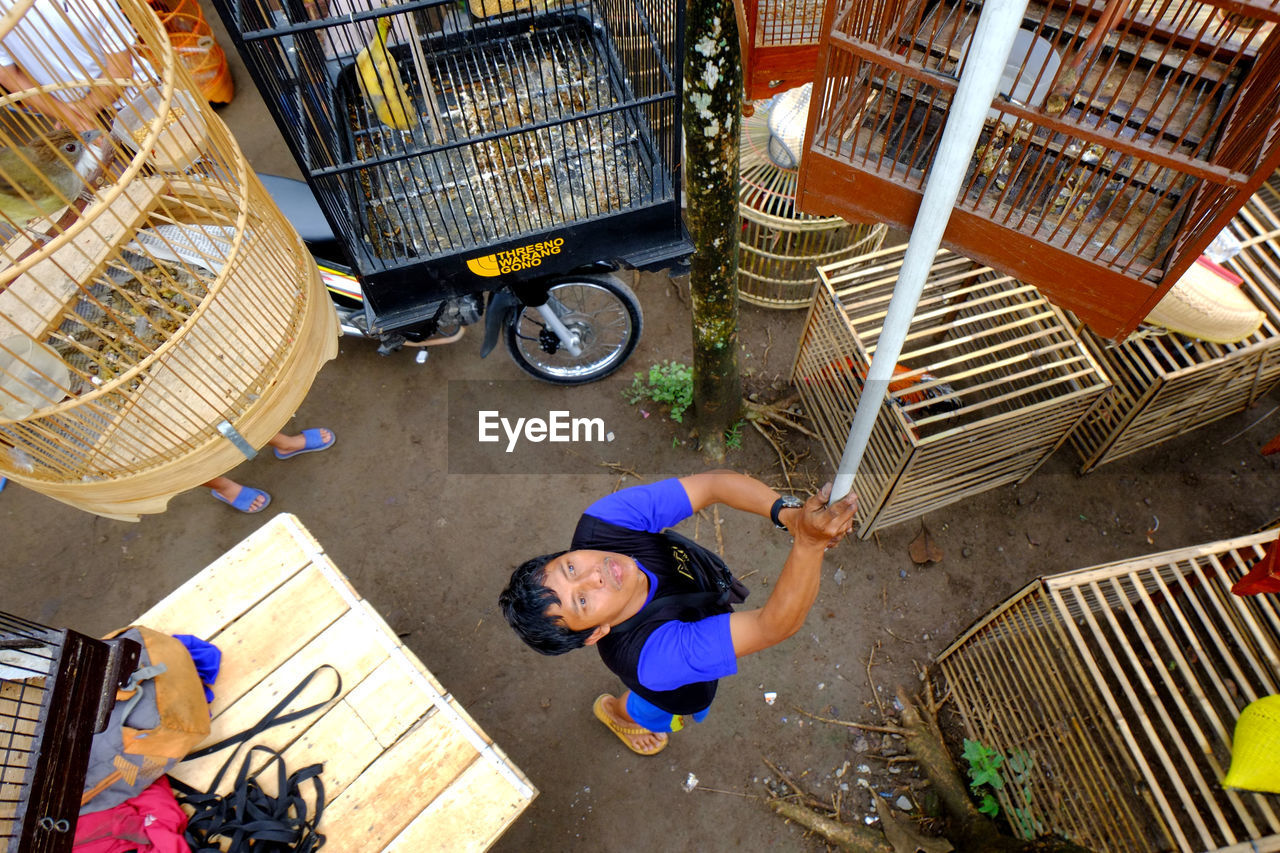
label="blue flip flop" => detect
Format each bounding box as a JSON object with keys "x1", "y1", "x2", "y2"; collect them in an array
[
  {"x1": 274, "y1": 428, "x2": 336, "y2": 460},
  {"x1": 212, "y1": 486, "x2": 271, "y2": 513}
]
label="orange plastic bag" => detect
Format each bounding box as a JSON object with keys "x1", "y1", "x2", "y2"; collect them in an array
[{"x1": 147, "y1": 0, "x2": 235, "y2": 104}]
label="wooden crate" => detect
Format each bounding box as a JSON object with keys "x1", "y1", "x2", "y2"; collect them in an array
[
  {"x1": 135, "y1": 514, "x2": 537, "y2": 852},
  {"x1": 1068, "y1": 180, "x2": 1280, "y2": 472},
  {"x1": 795, "y1": 0, "x2": 1280, "y2": 339},
  {"x1": 792, "y1": 243, "x2": 1110, "y2": 537},
  {"x1": 934, "y1": 531, "x2": 1280, "y2": 853},
  {"x1": 738, "y1": 105, "x2": 886, "y2": 308},
  {"x1": 734, "y1": 0, "x2": 827, "y2": 101}
]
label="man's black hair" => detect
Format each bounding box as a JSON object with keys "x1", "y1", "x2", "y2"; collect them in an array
[{"x1": 499, "y1": 551, "x2": 596, "y2": 655}]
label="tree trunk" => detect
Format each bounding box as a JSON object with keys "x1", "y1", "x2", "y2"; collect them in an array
[{"x1": 683, "y1": 0, "x2": 742, "y2": 460}]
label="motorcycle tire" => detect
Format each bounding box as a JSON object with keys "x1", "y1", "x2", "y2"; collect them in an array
[{"x1": 504, "y1": 273, "x2": 643, "y2": 385}]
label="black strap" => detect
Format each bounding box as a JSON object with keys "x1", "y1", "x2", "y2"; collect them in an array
[
  {"x1": 183, "y1": 665, "x2": 342, "y2": 762},
  {"x1": 609, "y1": 591, "x2": 719, "y2": 635},
  {"x1": 178, "y1": 746, "x2": 326, "y2": 853},
  {"x1": 170, "y1": 666, "x2": 340, "y2": 853}
]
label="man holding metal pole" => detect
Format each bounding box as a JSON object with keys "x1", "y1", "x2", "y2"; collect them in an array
[{"x1": 499, "y1": 469, "x2": 858, "y2": 755}]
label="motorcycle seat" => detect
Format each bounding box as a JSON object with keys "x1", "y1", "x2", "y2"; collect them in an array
[{"x1": 259, "y1": 174, "x2": 337, "y2": 245}]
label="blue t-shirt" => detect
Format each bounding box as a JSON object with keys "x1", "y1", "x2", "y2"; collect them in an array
[{"x1": 584, "y1": 478, "x2": 739, "y2": 692}]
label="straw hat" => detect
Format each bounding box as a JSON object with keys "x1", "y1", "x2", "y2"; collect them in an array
[
  {"x1": 1224, "y1": 695, "x2": 1280, "y2": 793},
  {"x1": 1143, "y1": 256, "x2": 1264, "y2": 344}
]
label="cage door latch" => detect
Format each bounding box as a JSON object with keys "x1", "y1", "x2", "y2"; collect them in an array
[{"x1": 217, "y1": 420, "x2": 258, "y2": 460}]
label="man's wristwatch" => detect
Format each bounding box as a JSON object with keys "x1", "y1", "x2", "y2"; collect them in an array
[{"x1": 770, "y1": 495, "x2": 804, "y2": 529}]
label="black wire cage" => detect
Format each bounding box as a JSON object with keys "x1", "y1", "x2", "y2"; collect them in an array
[
  {"x1": 1, "y1": 613, "x2": 137, "y2": 853},
  {"x1": 211, "y1": 0, "x2": 687, "y2": 323}
]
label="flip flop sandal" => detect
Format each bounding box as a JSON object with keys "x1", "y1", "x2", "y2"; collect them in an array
[
  {"x1": 274, "y1": 428, "x2": 336, "y2": 460},
  {"x1": 211, "y1": 485, "x2": 271, "y2": 513},
  {"x1": 592, "y1": 693, "x2": 668, "y2": 756}
]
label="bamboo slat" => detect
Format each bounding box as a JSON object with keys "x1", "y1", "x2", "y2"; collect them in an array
[
  {"x1": 936, "y1": 530, "x2": 1280, "y2": 852},
  {"x1": 793, "y1": 243, "x2": 1110, "y2": 537}
]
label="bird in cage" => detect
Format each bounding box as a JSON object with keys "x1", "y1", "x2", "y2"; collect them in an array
[
  {"x1": 356, "y1": 17, "x2": 417, "y2": 131},
  {"x1": 1045, "y1": 0, "x2": 1129, "y2": 117},
  {"x1": 0, "y1": 129, "x2": 102, "y2": 228}
]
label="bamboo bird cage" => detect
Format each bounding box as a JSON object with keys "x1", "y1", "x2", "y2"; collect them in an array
[
  {"x1": 796, "y1": 0, "x2": 1280, "y2": 340},
  {"x1": 934, "y1": 531, "x2": 1280, "y2": 852},
  {"x1": 0, "y1": 0, "x2": 338, "y2": 520},
  {"x1": 1069, "y1": 174, "x2": 1280, "y2": 471},
  {"x1": 734, "y1": 0, "x2": 827, "y2": 101},
  {"x1": 738, "y1": 98, "x2": 886, "y2": 308},
  {"x1": 792, "y1": 243, "x2": 1110, "y2": 537}
]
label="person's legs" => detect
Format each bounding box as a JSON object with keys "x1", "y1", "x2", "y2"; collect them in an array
[{"x1": 205, "y1": 476, "x2": 269, "y2": 512}]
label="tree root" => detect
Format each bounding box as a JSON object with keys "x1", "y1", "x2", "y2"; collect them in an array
[
  {"x1": 765, "y1": 683, "x2": 1098, "y2": 853},
  {"x1": 769, "y1": 800, "x2": 895, "y2": 853},
  {"x1": 744, "y1": 395, "x2": 819, "y2": 438},
  {"x1": 743, "y1": 395, "x2": 818, "y2": 488}
]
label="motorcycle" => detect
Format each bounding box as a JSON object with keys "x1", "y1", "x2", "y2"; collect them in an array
[{"x1": 260, "y1": 173, "x2": 666, "y2": 385}]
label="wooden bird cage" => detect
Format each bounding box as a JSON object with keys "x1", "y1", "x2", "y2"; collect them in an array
[
  {"x1": 735, "y1": 0, "x2": 827, "y2": 101},
  {"x1": 738, "y1": 103, "x2": 886, "y2": 308},
  {"x1": 791, "y1": 243, "x2": 1110, "y2": 537},
  {"x1": 796, "y1": 0, "x2": 1280, "y2": 340},
  {"x1": 0, "y1": 0, "x2": 338, "y2": 520},
  {"x1": 1069, "y1": 175, "x2": 1280, "y2": 471},
  {"x1": 1, "y1": 612, "x2": 138, "y2": 853},
  {"x1": 934, "y1": 531, "x2": 1280, "y2": 852}
]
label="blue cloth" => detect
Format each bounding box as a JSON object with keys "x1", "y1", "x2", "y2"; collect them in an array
[
  {"x1": 173, "y1": 634, "x2": 221, "y2": 704},
  {"x1": 626, "y1": 690, "x2": 710, "y2": 733},
  {"x1": 584, "y1": 478, "x2": 739, "y2": 700}
]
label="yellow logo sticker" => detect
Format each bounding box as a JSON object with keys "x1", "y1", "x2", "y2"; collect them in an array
[{"x1": 466, "y1": 238, "x2": 565, "y2": 277}]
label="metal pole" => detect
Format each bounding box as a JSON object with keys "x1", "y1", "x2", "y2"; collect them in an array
[{"x1": 830, "y1": 0, "x2": 1031, "y2": 503}]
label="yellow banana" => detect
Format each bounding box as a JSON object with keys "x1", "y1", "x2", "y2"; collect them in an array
[{"x1": 356, "y1": 17, "x2": 417, "y2": 131}]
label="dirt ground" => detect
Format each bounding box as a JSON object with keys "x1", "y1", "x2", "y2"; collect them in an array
[{"x1": 4, "y1": 22, "x2": 1280, "y2": 852}]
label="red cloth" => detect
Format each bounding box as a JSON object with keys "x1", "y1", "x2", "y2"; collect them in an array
[{"x1": 73, "y1": 776, "x2": 190, "y2": 853}]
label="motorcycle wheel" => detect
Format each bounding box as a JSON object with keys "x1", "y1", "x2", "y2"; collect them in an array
[{"x1": 504, "y1": 273, "x2": 643, "y2": 385}]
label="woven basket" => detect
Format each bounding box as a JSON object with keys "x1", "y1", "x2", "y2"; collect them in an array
[{"x1": 1224, "y1": 695, "x2": 1280, "y2": 793}]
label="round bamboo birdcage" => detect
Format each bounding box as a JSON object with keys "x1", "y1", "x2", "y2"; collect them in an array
[
  {"x1": 0, "y1": 0, "x2": 338, "y2": 520},
  {"x1": 738, "y1": 105, "x2": 885, "y2": 309}
]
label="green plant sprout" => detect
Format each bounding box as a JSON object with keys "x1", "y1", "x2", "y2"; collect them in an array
[
  {"x1": 625, "y1": 361, "x2": 693, "y2": 423},
  {"x1": 724, "y1": 419, "x2": 744, "y2": 450},
  {"x1": 962, "y1": 740, "x2": 1043, "y2": 839}
]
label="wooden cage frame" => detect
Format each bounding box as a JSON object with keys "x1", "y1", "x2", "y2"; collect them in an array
[
  {"x1": 1069, "y1": 175, "x2": 1280, "y2": 472},
  {"x1": 796, "y1": 0, "x2": 1280, "y2": 340},
  {"x1": 734, "y1": 0, "x2": 828, "y2": 101},
  {"x1": 738, "y1": 105, "x2": 886, "y2": 309},
  {"x1": 792, "y1": 243, "x2": 1110, "y2": 537},
  {"x1": 0, "y1": 0, "x2": 337, "y2": 520},
  {"x1": 934, "y1": 531, "x2": 1280, "y2": 853}
]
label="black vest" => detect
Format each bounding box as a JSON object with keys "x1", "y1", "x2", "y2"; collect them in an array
[{"x1": 571, "y1": 514, "x2": 734, "y2": 715}]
